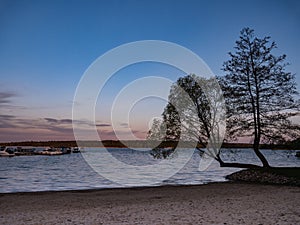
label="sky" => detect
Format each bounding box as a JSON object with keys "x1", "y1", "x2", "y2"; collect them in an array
[{"x1": 0, "y1": 0, "x2": 299, "y2": 142}]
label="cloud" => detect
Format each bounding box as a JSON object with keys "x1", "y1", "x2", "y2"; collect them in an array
[
  {"x1": 45, "y1": 125, "x2": 73, "y2": 133},
  {"x1": 44, "y1": 118, "x2": 74, "y2": 124},
  {"x1": 60, "y1": 119, "x2": 73, "y2": 123},
  {"x1": 99, "y1": 129, "x2": 144, "y2": 137},
  {"x1": 44, "y1": 118, "x2": 111, "y2": 128},
  {"x1": 119, "y1": 122, "x2": 129, "y2": 128},
  {"x1": 0, "y1": 114, "x2": 147, "y2": 141},
  {"x1": 0, "y1": 114, "x2": 16, "y2": 129},
  {"x1": 0, "y1": 114, "x2": 15, "y2": 119},
  {"x1": 0, "y1": 115, "x2": 77, "y2": 141},
  {"x1": 96, "y1": 123, "x2": 111, "y2": 127},
  {"x1": 43, "y1": 118, "x2": 79, "y2": 133},
  {"x1": 0, "y1": 92, "x2": 16, "y2": 104},
  {"x1": 44, "y1": 118, "x2": 59, "y2": 123},
  {"x1": 0, "y1": 91, "x2": 28, "y2": 111}
]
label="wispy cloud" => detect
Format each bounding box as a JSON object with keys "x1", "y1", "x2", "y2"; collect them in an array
[
  {"x1": 0, "y1": 115, "x2": 15, "y2": 119},
  {"x1": 44, "y1": 118, "x2": 107, "y2": 127},
  {"x1": 0, "y1": 114, "x2": 17, "y2": 129},
  {"x1": 44, "y1": 118, "x2": 73, "y2": 124},
  {"x1": 98, "y1": 129, "x2": 145, "y2": 140},
  {"x1": 0, "y1": 115, "x2": 76, "y2": 141},
  {"x1": 119, "y1": 122, "x2": 129, "y2": 128},
  {"x1": 0, "y1": 113, "x2": 145, "y2": 142},
  {"x1": 0, "y1": 91, "x2": 17, "y2": 104},
  {"x1": 96, "y1": 123, "x2": 111, "y2": 127}
]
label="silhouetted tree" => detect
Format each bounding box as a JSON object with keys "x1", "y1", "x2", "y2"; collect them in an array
[
  {"x1": 222, "y1": 27, "x2": 300, "y2": 167},
  {"x1": 149, "y1": 28, "x2": 299, "y2": 168},
  {"x1": 149, "y1": 74, "x2": 228, "y2": 163}
]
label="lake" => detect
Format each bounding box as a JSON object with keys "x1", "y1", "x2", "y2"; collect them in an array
[{"x1": 0, "y1": 148, "x2": 299, "y2": 193}]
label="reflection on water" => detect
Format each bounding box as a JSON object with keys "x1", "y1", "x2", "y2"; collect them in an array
[{"x1": 0, "y1": 148, "x2": 299, "y2": 193}]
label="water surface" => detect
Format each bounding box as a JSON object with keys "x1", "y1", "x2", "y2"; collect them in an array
[{"x1": 0, "y1": 148, "x2": 299, "y2": 193}]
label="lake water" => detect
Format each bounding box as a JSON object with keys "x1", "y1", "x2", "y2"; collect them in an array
[{"x1": 0, "y1": 148, "x2": 299, "y2": 193}]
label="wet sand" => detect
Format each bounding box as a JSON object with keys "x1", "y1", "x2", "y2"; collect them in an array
[{"x1": 0, "y1": 182, "x2": 299, "y2": 224}]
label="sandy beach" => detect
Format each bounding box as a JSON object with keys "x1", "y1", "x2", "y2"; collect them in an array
[{"x1": 0, "y1": 182, "x2": 299, "y2": 225}]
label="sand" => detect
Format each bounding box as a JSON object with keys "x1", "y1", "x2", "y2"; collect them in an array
[{"x1": 0, "y1": 182, "x2": 299, "y2": 225}]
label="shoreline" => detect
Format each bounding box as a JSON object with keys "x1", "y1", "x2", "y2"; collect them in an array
[
  {"x1": 1, "y1": 177, "x2": 298, "y2": 195},
  {"x1": 1, "y1": 182, "x2": 299, "y2": 224},
  {"x1": 0, "y1": 181, "x2": 229, "y2": 195}
]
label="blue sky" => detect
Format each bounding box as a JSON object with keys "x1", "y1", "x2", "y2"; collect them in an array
[{"x1": 0, "y1": 0, "x2": 299, "y2": 141}]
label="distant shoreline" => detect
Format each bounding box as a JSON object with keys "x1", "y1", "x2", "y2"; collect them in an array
[{"x1": 0, "y1": 140, "x2": 298, "y2": 150}]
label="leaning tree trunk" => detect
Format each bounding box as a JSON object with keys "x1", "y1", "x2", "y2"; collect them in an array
[{"x1": 215, "y1": 153, "x2": 263, "y2": 169}]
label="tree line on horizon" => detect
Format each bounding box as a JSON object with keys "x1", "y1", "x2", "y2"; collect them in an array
[{"x1": 2, "y1": 139, "x2": 300, "y2": 149}]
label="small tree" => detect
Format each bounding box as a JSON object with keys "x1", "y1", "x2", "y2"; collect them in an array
[
  {"x1": 149, "y1": 74, "x2": 227, "y2": 163},
  {"x1": 166, "y1": 74, "x2": 212, "y2": 145},
  {"x1": 222, "y1": 28, "x2": 299, "y2": 167}
]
